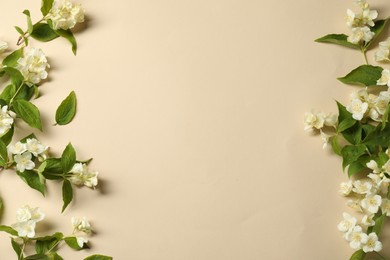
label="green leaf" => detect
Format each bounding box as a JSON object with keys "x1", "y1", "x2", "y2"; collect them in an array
[
  {"x1": 13, "y1": 99, "x2": 42, "y2": 130},
  {"x1": 341, "y1": 144, "x2": 367, "y2": 170},
  {"x1": 17, "y1": 170, "x2": 46, "y2": 196},
  {"x1": 382, "y1": 104, "x2": 390, "y2": 130},
  {"x1": 64, "y1": 237, "x2": 83, "y2": 250},
  {"x1": 0, "y1": 84, "x2": 17, "y2": 104},
  {"x1": 342, "y1": 123, "x2": 363, "y2": 145},
  {"x1": 20, "y1": 133, "x2": 37, "y2": 143},
  {"x1": 365, "y1": 19, "x2": 389, "y2": 49},
  {"x1": 348, "y1": 161, "x2": 366, "y2": 177},
  {"x1": 363, "y1": 123, "x2": 390, "y2": 147},
  {"x1": 48, "y1": 253, "x2": 63, "y2": 260},
  {"x1": 338, "y1": 65, "x2": 383, "y2": 87},
  {"x1": 61, "y1": 143, "x2": 76, "y2": 173},
  {"x1": 55, "y1": 29, "x2": 77, "y2": 55},
  {"x1": 84, "y1": 255, "x2": 113, "y2": 260},
  {"x1": 315, "y1": 34, "x2": 360, "y2": 49},
  {"x1": 31, "y1": 23, "x2": 59, "y2": 42},
  {"x1": 42, "y1": 158, "x2": 63, "y2": 180},
  {"x1": 349, "y1": 249, "x2": 366, "y2": 260},
  {"x1": 0, "y1": 225, "x2": 18, "y2": 236},
  {"x1": 62, "y1": 179, "x2": 73, "y2": 212},
  {"x1": 41, "y1": 0, "x2": 54, "y2": 16},
  {"x1": 378, "y1": 152, "x2": 389, "y2": 167},
  {"x1": 11, "y1": 239, "x2": 23, "y2": 259},
  {"x1": 0, "y1": 67, "x2": 24, "y2": 86},
  {"x1": 2, "y1": 49, "x2": 23, "y2": 67},
  {"x1": 24, "y1": 254, "x2": 50, "y2": 260},
  {"x1": 331, "y1": 135, "x2": 342, "y2": 156},
  {"x1": 23, "y1": 10, "x2": 33, "y2": 34},
  {"x1": 15, "y1": 84, "x2": 37, "y2": 101},
  {"x1": 35, "y1": 232, "x2": 63, "y2": 254},
  {"x1": 336, "y1": 101, "x2": 356, "y2": 133},
  {"x1": 15, "y1": 26, "x2": 24, "y2": 35},
  {"x1": 0, "y1": 139, "x2": 8, "y2": 167},
  {"x1": 373, "y1": 214, "x2": 386, "y2": 236},
  {"x1": 55, "y1": 91, "x2": 77, "y2": 125}
]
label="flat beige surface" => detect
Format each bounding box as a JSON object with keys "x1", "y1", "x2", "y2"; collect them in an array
[{"x1": 1, "y1": 0, "x2": 390, "y2": 259}]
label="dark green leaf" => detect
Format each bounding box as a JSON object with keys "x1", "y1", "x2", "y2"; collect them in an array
[
  {"x1": 24, "y1": 254, "x2": 50, "y2": 260},
  {"x1": 42, "y1": 158, "x2": 63, "y2": 179},
  {"x1": 349, "y1": 249, "x2": 366, "y2": 260},
  {"x1": 341, "y1": 144, "x2": 367, "y2": 170},
  {"x1": 35, "y1": 232, "x2": 63, "y2": 254},
  {"x1": 373, "y1": 214, "x2": 386, "y2": 236},
  {"x1": 23, "y1": 10, "x2": 33, "y2": 34},
  {"x1": 62, "y1": 179, "x2": 73, "y2": 212},
  {"x1": 84, "y1": 255, "x2": 113, "y2": 260},
  {"x1": 11, "y1": 239, "x2": 23, "y2": 259},
  {"x1": 0, "y1": 225, "x2": 18, "y2": 236},
  {"x1": 365, "y1": 19, "x2": 389, "y2": 49},
  {"x1": 15, "y1": 84, "x2": 37, "y2": 101},
  {"x1": 31, "y1": 23, "x2": 59, "y2": 42},
  {"x1": 338, "y1": 65, "x2": 383, "y2": 87},
  {"x1": 17, "y1": 170, "x2": 46, "y2": 196},
  {"x1": 61, "y1": 143, "x2": 76, "y2": 173},
  {"x1": 337, "y1": 101, "x2": 356, "y2": 133},
  {"x1": 363, "y1": 122, "x2": 390, "y2": 146},
  {"x1": 13, "y1": 99, "x2": 42, "y2": 130},
  {"x1": 382, "y1": 104, "x2": 390, "y2": 130},
  {"x1": 315, "y1": 34, "x2": 360, "y2": 49},
  {"x1": 41, "y1": 0, "x2": 54, "y2": 16},
  {"x1": 55, "y1": 29, "x2": 77, "y2": 55},
  {"x1": 2, "y1": 49, "x2": 23, "y2": 67},
  {"x1": 348, "y1": 161, "x2": 366, "y2": 177},
  {"x1": 0, "y1": 84, "x2": 17, "y2": 104},
  {"x1": 342, "y1": 123, "x2": 363, "y2": 145},
  {"x1": 55, "y1": 91, "x2": 77, "y2": 125}
]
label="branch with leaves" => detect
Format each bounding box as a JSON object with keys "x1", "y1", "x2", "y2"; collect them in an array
[{"x1": 0, "y1": 0, "x2": 112, "y2": 259}]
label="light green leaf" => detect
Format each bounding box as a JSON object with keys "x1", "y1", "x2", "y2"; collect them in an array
[
  {"x1": 15, "y1": 26, "x2": 24, "y2": 35},
  {"x1": 0, "y1": 67, "x2": 24, "y2": 86},
  {"x1": 23, "y1": 10, "x2": 33, "y2": 34},
  {"x1": 2, "y1": 49, "x2": 23, "y2": 67},
  {"x1": 62, "y1": 179, "x2": 73, "y2": 212},
  {"x1": 331, "y1": 135, "x2": 342, "y2": 156},
  {"x1": 55, "y1": 91, "x2": 77, "y2": 125},
  {"x1": 24, "y1": 254, "x2": 50, "y2": 260},
  {"x1": 11, "y1": 239, "x2": 23, "y2": 259},
  {"x1": 84, "y1": 255, "x2": 113, "y2": 260},
  {"x1": 348, "y1": 161, "x2": 366, "y2": 177},
  {"x1": 382, "y1": 104, "x2": 390, "y2": 130},
  {"x1": 13, "y1": 99, "x2": 42, "y2": 130},
  {"x1": 0, "y1": 225, "x2": 18, "y2": 236},
  {"x1": 0, "y1": 84, "x2": 17, "y2": 104},
  {"x1": 0, "y1": 139, "x2": 8, "y2": 167},
  {"x1": 61, "y1": 143, "x2": 76, "y2": 173},
  {"x1": 338, "y1": 65, "x2": 383, "y2": 86},
  {"x1": 17, "y1": 170, "x2": 46, "y2": 196},
  {"x1": 64, "y1": 237, "x2": 83, "y2": 250},
  {"x1": 349, "y1": 249, "x2": 366, "y2": 260},
  {"x1": 41, "y1": 0, "x2": 54, "y2": 16},
  {"x1": 31, "y1": 23, "x2": 59, "y2": 42},
  {"x1": 373, "y1": 214, "x2": 386, "y2": 236},
  {"x1": 315, "y1": 34, "x2": 360, "y2": 49},
  {"x1": 35, "y1": 232, "x2": 63, "y2": 254},
  {"x1": 48, "y1": 253, "x2": 63, "y2": 260},
  {"x1": 55, "y1": 29, "x2": 77, "y2": 55}
]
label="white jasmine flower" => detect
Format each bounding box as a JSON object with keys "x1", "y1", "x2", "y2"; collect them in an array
[
  {"x1": 375, "y1": 91, "x2": 390, "y2": 115},
  {"x1": 348, "y1": 26, "x2": 374, "y2": 44},
  {"x1": 76, "y1": 236, "x2": 88, "y2": 248},
  {"x1": 0, "y1": 41, "x2": 7, "y2": 53},
  {"x1": 363, "y1": 232, "x2": 383, "y2": 253},
  {"x1": 361, "y1": 194, "x2": 382, "y2": 214},
  {"x1": 340, "y1": 181, "x2": 353, "y2": 196},
  {"x1": 338, "y1": 212, "x2": 357, "y2": 232},
  {"x1": 303, "y1": 111, "x2": 325, "y2": 131},
  {"x1": 320, "y1": 130, "x2": 332, "y2": 149},
  {"x1": 14, "y1": 152, "x2": 35, "y2": 172},
  {"x1": 72, "y1": 217, "x2": 92, "y2": 235},
  {"x1": 0, "y1": 105, "x2": 13, "y2": 136},
  {"x1": 17, "y1": 48, "x2": 49, "y2": 85},
  {"x1": 377, "y1": 69, "x2": 390, "y2": 87},
  {"x1": 381, "y1": 198, "x2": 390, "y2": 216},
  {"x1": 353, "y1": 180, "x2": 372, "y2": 194},
  {"x1": 347, "y1": 99, "x2": 369, "y2": 120},
  {"x1": 361, "y1": 8, "x2": 378, "y2": 27},
  {"x1": 375, "y1": 38, "x2": 390, "y2": 62},
  {"x1": 362, "y1": 214, "x2": 375, "y2": 227},
  {"x1": 47, "y1": 0, "x2": 84, "y2": 30},
  {"x1": 346, "y1": 9, "x2": 357, "y2": 27},
  {"x1": 324, "y1": 113, "x2": 338, "y2": 128},
  {"x1": 346, "y1": 225, "x2": 368, "y2": 249},
  {"x1": 347, "y1": 199, "x2": 363, "y2": 212},
  {"x1": 11, "y1": 220, "x2": 36, "y2": 238},
  {"x1": 369, "y1": 108, "x2": 380, "y2": 121},
  {"x1": 383, "y1": 160, "x2": 390, "y2": 174},
  {"x1": 69, "y1": 163, "x2": 98, "y2": 188},
  {"x1": 351, "y1": 88, "x2": 368, "y2": 101},
  {"x1": 16, "y1": 205, "x2": 44, "y2": 223},
  {"x1": 8, "y1": 141, "x2": 27, "y2": 155},
  {"x1": 26, "y1": 138, "x2": 48, "y2": 157}
]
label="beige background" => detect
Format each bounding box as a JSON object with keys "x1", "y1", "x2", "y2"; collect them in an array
[{"x1": 1, "y1": 0, "x2": 390, "y2": 259}]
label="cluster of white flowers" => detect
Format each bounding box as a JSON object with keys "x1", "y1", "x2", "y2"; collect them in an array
[
  {"x1": 46, "y1": 0, "x2": 84, "y2": 30},
  {"x1": 346, "y1": 0, "x2": 377, "y2": 44},
  {"x1": 72, "y1": 216, "x2": 92, "y2": 247},
  {"x1": 375, "y1": 38, "x2": 390, "y2": 62},
  {"x1": 337, "y1": 153, "x2": 390, "y2": 252},
  {"x1": 8, "y1": 138, "x2": 48, "y2": 172},
  {"x1": 69, "y1": 163, "x2": 98, "y2": 188},
  {"x1": 11, "y1": 205, "x2": 44, "y2": 238},
  {"x1": 16, "y1": 48, "x2": 49, "y2": 85},
  {"x1": 346, "y1": 88, "x2": 390, "y2": 121},
  {"x1": 0, "y1": 105, "x2": 13, "y2": 136},
  {"x1": 303, "y1": 111, "x2": 337, "y2": 131}
]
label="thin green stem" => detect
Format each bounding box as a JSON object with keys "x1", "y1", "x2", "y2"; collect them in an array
[
  {"x1": 9, "y1": 81, "x2": 25, "y2": 106},
  {"x1": 47, "y1": 239, "x2": 63, "y2": 253},
  {"x1": 362, "y1": 49, "x2": 369, "y2": 65}
]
